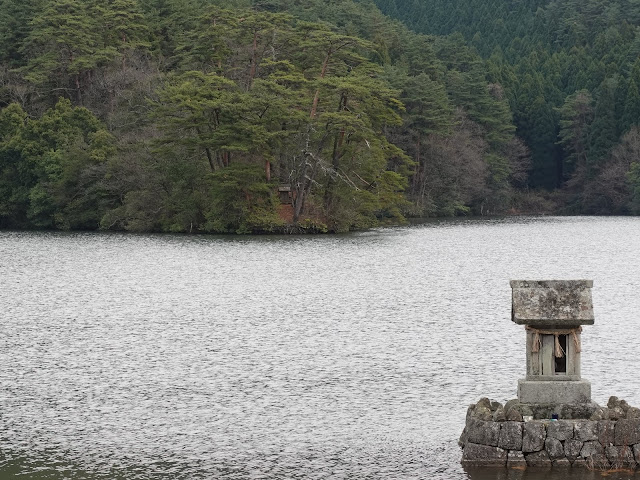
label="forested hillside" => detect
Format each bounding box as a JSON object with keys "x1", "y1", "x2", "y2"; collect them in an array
[
  {"x1": 376, "y1": 0, "x2": 640, "y2": 214},
  {"x1": 0, "y1": 0, "x2": 638, "y2": 233}
]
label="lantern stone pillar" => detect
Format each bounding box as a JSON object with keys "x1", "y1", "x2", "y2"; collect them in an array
[{"x1": 510, "y1": 280, "x2": 594, "y2": 405}]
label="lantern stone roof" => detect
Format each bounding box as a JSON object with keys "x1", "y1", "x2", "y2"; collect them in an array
[{"x1": 510, "y1": 280, "x2": 594, "y2": 326}]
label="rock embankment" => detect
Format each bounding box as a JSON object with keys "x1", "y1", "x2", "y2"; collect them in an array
[{"x1": 460, "y1": 396, "x2": 640, "y2": 469}]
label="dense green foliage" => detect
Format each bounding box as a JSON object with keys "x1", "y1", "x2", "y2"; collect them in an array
[
  {"x1": 377, "y1": 0, "x2": 640, "y2": 213},
  {"x1": 0, "y1": 0, "x2": 637, "y2": 233}
]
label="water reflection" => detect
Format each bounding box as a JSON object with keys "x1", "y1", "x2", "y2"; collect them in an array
[{"x1": 1, "y1": 217, "x2": 640, "y2": 479}]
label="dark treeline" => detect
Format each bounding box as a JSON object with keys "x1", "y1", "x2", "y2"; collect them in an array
[
  {"x1": 376, "y1": 0, "x2": 640, "y2": 214},
  {"x1": 0, "y1": 0, "x2": 637, "y2": 233}
]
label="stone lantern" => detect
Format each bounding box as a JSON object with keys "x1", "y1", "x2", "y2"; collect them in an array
[{"x1": 510, "y1": 280, "x2": 594, "y2": 405}]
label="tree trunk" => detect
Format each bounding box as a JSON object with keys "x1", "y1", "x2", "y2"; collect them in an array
[
  {"x1": 411, "y1": 134, "x2": 421, "y2": 193},
  {"x1": 293, "y1": 151, "x2": 316, "y2": 223},
  {"x1": 293, "y1": 177, "x2": 307, "y2": 223},
  {"x1": 324, "y1": 93, "x2": 347, "y2": 212},
  {"x1": 75, "y1": 74, "x2": 82, "y2": 105},
  {"x1": 309, "y1": 49, "x2": 332, "y2": 118},
  {"x1": 204, "y1": 147, "x2": 216, "y2": 171}
]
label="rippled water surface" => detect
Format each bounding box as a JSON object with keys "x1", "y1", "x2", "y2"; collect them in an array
[{"x1": 2, "y1": 217, "x2": 640, "y2": 479}]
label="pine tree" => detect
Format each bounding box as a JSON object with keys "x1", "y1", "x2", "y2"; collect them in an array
[
  {"x1": 19, "y1": 0, "x2": 113, "y2": 104},
  {"x1": 621, "y1": 60, "x2": 640, "y2": 133},
  {"x1": 0, "y1": 103, "x2": 31, "y2": 227},
  {"x1": 0, "y1": 0, "x2": 41, "y2": 66},
  {"x1": 175, "y1": 7, "x2": 238, "y2": 74},
  {"x1": 526, "y1": 94, "x2": 560, "y2": 189},
  {"x1": 622, "y1": 79, "x2": 640, "y2": 133},
  {"x1": 588, "y1": 77, "x2": 618, "y2": 170},
  {"x1": 557, "y1": 89, "x2": 593, "y2": 187},
  {"x1": 94, "y1": 0, "x2": 150, "y2": 61}
]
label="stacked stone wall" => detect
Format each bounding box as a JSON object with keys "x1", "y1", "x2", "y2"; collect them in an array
[{"x1": 460, "y1": 396, "x2": 640, "y2": 469}]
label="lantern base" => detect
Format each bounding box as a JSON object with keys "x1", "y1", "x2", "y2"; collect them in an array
[{"x1": 518, "y1": 378, "x2": 591, "y2": 404}]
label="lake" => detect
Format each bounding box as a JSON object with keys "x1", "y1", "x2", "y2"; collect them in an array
[{"x1": 1, "y1": 216, "x2": 640, "y2": 479}]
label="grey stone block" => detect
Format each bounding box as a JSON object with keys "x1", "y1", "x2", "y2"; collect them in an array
[
  {"x1": 474, "y1": 398, "x2": 493, "y2": 421},
  {"x1": 522, "y1": 421, "x2": 546, "y2": 453},
  {"x1": 589, "y1": 454, "x2": 611, "y2": 470},
  {"x1": 580, "y1": 440, "x2": 604, "y2": 458},
  {"x1": 493, "y1": 405, "x2": 506, "y2": 422},
  {"x1": 504, "y1": 399, "x2": 519, "y2": 414},
  {"x1": 598, "y1": 420, "x2": 615, "y2": 446},
  {"x1": 506, "y1": 408, "x2": 523, "y2": 422},
  {"x1": 615, "y1": 419, "x2": 640, "y2": 445},
  {"x1": 633, "y1": 443, "x2": 640, "y2": 462},
  {"x1": 519, "y1": 404, "x2": 534, "y2": 417},
  {"x1": 466, "y1": 404, "x2": 475, "y2": 420},
  {"x1": 474, "y1": 405, "x2": 493, "y2": 421},
  {"x1": 507, "y1": 450, "x2": 527, "y2": 467},
  {"x1": 628, "y1": 407, "x2": 640, "y2": 419},
  {"x1": 545, "y1": 437, "x2": 565, "y2": 459},
  {"x1": 631, "y1": 443, "x2": 640, "y2": 464},
  {"x1": 560, "y1": 402, "x2": 599, "y2": 419},
  {"x1": 461, "y1": 443, "x2": 507, "y2": 466},
  {"x1": 564, "y1": 439, "x2": 583, "y2": 459},
  {"x1": 510, "y1": 280, "x2": 594, "y2": 326},
  {"x1": 528, "y1": 404, "x2": 554, "y2": 420},
  {"x1": 548, "y1": 420, "x2": 574, "y2": 441},
  {"x1": 553, "y1": 457, "x2": 571, "y2": 467},
  {"x1": 572, "y1": 458, "x2": 588, "y2": 468},
  {"x1": 606, "y1": 445, "x2": 636, "y2": 468},
  {"x1": 466, "y1": 419, "x2": 501, "y2": 446},
  {"x1": 458, "y1": 426, "x2": 468, "y2": 448},
  {"x1": 610, "y1": 406, "x2": 626, "y2": 420},
  {"x1": 574, "y1": 421, "x2": 598, "y2": 441},
  {"x1": 525, "y1": 450, "x2": 551, "y2": 467},
  {"x1": 518, "y1": 379, "x2": 591, "y2": 404},
  {"x1": 498, "y1": 421, "x2": 523, "y2": 450}
]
